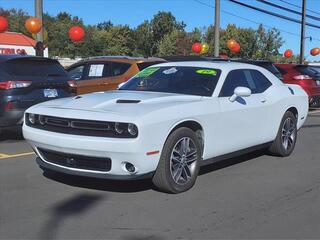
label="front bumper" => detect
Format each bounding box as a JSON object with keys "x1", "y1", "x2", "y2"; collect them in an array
[
  {"x1": 36, "y1": 157, "x2": 154, "y2": 180},
  {"x1": 23, "y1": 125, "x2": 162, "y2": 179}
]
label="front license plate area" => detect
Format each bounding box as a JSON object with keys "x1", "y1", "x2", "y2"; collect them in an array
[{"x1": 44, "y1": 89, "x2": 58, "y2": 98}]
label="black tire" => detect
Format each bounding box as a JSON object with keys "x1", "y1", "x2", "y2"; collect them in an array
[
  {"x1": 152, "y1": 127, "x2": 202, "y2": 193},
  {"x1": 268, "y1": 111, "x2": 297, "y2": 157}
]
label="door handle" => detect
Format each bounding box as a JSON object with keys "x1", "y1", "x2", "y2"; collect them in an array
[{"x1": 261, "y1": 99, "x2": 267, "y2": 103}]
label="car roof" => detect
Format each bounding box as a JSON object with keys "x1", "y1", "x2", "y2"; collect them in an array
[
  {"x1": 79, "y1": 56, "x2": 165, "y2": 63},
  {"x1": 151, "y1": 61, "x2": 265, "y2": 71},
  {"x1": 0, "y1": 54, "x2": 58, "y2": 63}
]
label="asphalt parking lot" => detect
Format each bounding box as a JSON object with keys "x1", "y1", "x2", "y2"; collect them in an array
[{"x1": 1, "y1": 112, "x2": 320, "y2": 239}]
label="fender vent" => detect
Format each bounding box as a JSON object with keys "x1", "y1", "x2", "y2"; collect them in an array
[{"x1": 116, "y1": 99, "x2": 141, "y2": 103}]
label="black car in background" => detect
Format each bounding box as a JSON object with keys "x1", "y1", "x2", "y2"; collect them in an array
[
  {"x1": 0, "y1": 55, "x2": 75, "y2": 134},
  {"x1": 163, "y1": 56, "x2": 283, "y2": 80}
]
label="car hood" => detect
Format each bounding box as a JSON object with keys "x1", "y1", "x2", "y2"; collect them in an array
[{"x1": 36, "y1": 90, "x2": 203, "y2": 117}]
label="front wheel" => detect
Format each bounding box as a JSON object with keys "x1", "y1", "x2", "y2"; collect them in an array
[
  {"x1": 268, "y1": 111, "x2": 297, "y2": 157},
  {"x1": 152, "y1": 127, "x2": 202, "y2": 193}
]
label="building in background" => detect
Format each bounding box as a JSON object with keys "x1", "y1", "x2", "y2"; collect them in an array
[{"x1": 0, "y1": 31, "x2": 48, "y2": 57}]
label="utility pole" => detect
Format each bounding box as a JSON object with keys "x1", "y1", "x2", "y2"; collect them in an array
[
  {"x1": 299, "y1": 0, "x2": 306, "y2": 64},
  {"x1": 35, "y1": 0, "x2": 44, "y2": 56},
  {"x1": 214, "y1": 0, "x2": 220, "y2": 57}
]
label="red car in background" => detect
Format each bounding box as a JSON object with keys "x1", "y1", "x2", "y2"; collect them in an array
[{"x1": 275, "y1": 64, "x2": 320, "y2": 108}]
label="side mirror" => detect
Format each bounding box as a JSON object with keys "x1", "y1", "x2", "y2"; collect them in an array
[{"x1": 229, "y1": 87, "x2": 252, "y2": 102}]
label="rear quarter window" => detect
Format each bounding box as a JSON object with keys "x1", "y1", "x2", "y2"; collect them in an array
[
  {"x1": 111, "y1": 62, "x2": 131, "y2": 76},
  {"x1": 2, "y1": 58, "x2": 67, "y2": 77},
  {"x1": 295, "y1": 66, "x2": 319, "y2": 77}
]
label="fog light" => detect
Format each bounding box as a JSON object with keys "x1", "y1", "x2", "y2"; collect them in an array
[
  {"x1": 125, "y1": 162, "x2": 135, "y2": 173},
  {"x1": 28, "y1": 113, "x2": 36, "y2": 124}
]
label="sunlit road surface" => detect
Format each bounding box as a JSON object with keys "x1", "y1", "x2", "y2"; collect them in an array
[{"x1": 1, "y1": 113, "x2": 320, "y2": 239}]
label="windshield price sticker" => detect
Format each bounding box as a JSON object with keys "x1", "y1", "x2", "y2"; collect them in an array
[
  {"x1": 163, "y1": 67, "x2": 178, "y2": 75},
  {"x1": 137, "y1": 67, "x2": 160, "y2": 78},
  {"x1": 196, "y1": 69, "x2": 217, "y2": 76}
]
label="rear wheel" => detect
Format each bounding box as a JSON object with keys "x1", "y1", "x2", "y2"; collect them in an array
[
  {"x1": 268, "y1": 111, "x2": 297, "y2": 157},
  {"x1": 152, "y1": 127, "x2": 201, "y2": 193}
]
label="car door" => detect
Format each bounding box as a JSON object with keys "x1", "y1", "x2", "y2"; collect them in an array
[
  {"x1": 75, "y1": 62, "x2": 113, "y2": 94},
  {"x1": 214, "y1": 69, "x2": 272, "y2": 156}
]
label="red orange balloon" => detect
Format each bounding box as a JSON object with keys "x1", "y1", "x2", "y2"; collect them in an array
[
  {"x1": 227, "y1": 39, "x2": 237, "y2": 50},
  {"x1": 192, "y1": 42, "x2": 202, "y2": 54},
  {"x1": 310, "y1": 47, "x2": 320, "y2": 56},
  {"x1": 284, "y1": 49, "x2": 293, "y2": 58},
  {"x1": 69, "y1": 26, "x2": 85, "y2": 42},
  {"x1": 0, "y1": 16, "x2": 8, "y2": 33},
  {"x1": 25, "y1": 17, "x2": 42, "y2": 34},
  {"x1": 230, "y1": 43, "x2": 240, "y2": 54}
]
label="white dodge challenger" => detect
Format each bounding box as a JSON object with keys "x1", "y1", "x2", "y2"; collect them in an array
[{"x1": 23, "y1": 61, "x2": 308, "y2": 193}]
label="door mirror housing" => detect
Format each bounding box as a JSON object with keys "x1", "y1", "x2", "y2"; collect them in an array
[{"x1": 229, "y1": 87, "x2": 252, "y2": 102}]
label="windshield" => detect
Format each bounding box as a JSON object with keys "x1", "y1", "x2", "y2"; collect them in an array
[{"x1": 119, "y1": 66, "x2": 221, "y2": 96}]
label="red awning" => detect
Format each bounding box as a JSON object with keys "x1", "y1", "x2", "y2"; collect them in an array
[{"x1": 0, "y1": 32, "x2": 36, "y2": 46}]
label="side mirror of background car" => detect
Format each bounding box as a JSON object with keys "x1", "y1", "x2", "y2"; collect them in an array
[{"x1": 229, "y1": 87, "x2": 252, "y2": 102}]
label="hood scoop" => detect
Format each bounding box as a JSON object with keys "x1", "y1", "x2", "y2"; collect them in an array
[{"x1": 116, "y1": 99, "x2": 141, "y2": 104}]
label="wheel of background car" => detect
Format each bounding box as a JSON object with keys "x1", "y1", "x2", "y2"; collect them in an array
[
  {"x1": 152, "y1": 127, "x2": 201, "y2": 193},
  {"x1": 268, "y1": 111, "x2": 297, "y2": 157}
]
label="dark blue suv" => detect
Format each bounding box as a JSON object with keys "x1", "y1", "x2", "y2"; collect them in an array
[{"x1": 0, "y1": 55, "x2": 75, "y2": 134}]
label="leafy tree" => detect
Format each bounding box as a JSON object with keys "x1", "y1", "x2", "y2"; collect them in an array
[
  {"x1": 133, "y1": 20, "x2": 153, "y2": 57},
  {"x1": 0, "y1": 7, "x2": 285, "y2": 60}
]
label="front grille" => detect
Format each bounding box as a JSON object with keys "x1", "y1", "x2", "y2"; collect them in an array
[
  {"x1": 26, "y1": 115, "x2": 136, "y2": 138},
  {"x1": 38, "y1": 148, "x2": 111, "y2": 172}
]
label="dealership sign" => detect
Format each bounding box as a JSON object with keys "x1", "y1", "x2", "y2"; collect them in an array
[{"x1": 0, "y1": 48, "x2": 27, "y2": 55}]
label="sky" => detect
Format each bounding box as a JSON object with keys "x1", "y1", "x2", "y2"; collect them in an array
[{"x1": 0, "y1": 0, "x2": 320, "y2": 59}]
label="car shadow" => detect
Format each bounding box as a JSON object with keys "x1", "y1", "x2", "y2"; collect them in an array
[
  {"x1": 38, "y1": 193, "x2": 104, "y2": 240},
  {"x1": 199, "y1": 150, "x2": 266, "y2": 175},
  {"x1": 43, "y1": 170, "x2": 154, "y2": 193},
  {"x1": 0, "y1": 127, "x2": 24, "y2": 141},
  {"x1": 43, "y1": 150, "x2": 266, "y2": 193}
]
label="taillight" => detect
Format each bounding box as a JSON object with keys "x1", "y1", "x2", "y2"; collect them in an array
[
  {"x1": 0, "y1": 81, "x2": 32, "y2": 90},
  {"x1": 67, "y1": 80, "x2": 77, "y2": 88},
  {"x1": 293, "y1": 75, "x2": 313, "y2": 80}
]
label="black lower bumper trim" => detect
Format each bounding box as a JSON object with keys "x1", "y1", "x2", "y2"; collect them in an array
[{"x1": 36, "y1": 157, "x2": 154, "y2": 180}]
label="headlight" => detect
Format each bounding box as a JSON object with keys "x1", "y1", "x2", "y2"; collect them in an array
[
  {"x1": 114, "y1": 122, "x2": 125, "y2": 134},
  {"x1": 28, "y1": 113, "x2": 36, "y2": 124},
  {"x1": 39, "y1": 115, "x2": 46, "y2": 125},
  {"x1": 114, "y1": 122, "x2": 138, "y2": 137},
  {"x1": 128, "y1": 123, "x2": 138, "y2": 136}
]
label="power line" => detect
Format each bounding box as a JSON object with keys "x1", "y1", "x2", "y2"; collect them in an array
[
  {"x1": 192, "y1": 0, "x2": 320, "y2": 42},
  {"x1": 279, "y1": 0, "x2": 320, "y2": 17},
  {"x1": 257, "y1": 0, "x2": 320, "y2": 21},
  {"x1": 229, "y1": 0, "x2": 320, "y2": 30}
]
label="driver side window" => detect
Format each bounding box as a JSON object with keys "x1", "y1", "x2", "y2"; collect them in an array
[{"x1": 219, "y1": 70, "x2": 250, "y2": 97}]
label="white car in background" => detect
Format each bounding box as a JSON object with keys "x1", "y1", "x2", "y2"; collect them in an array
[{"x1": 23, "y1": 61, "x2": 308, "y2": 193}]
